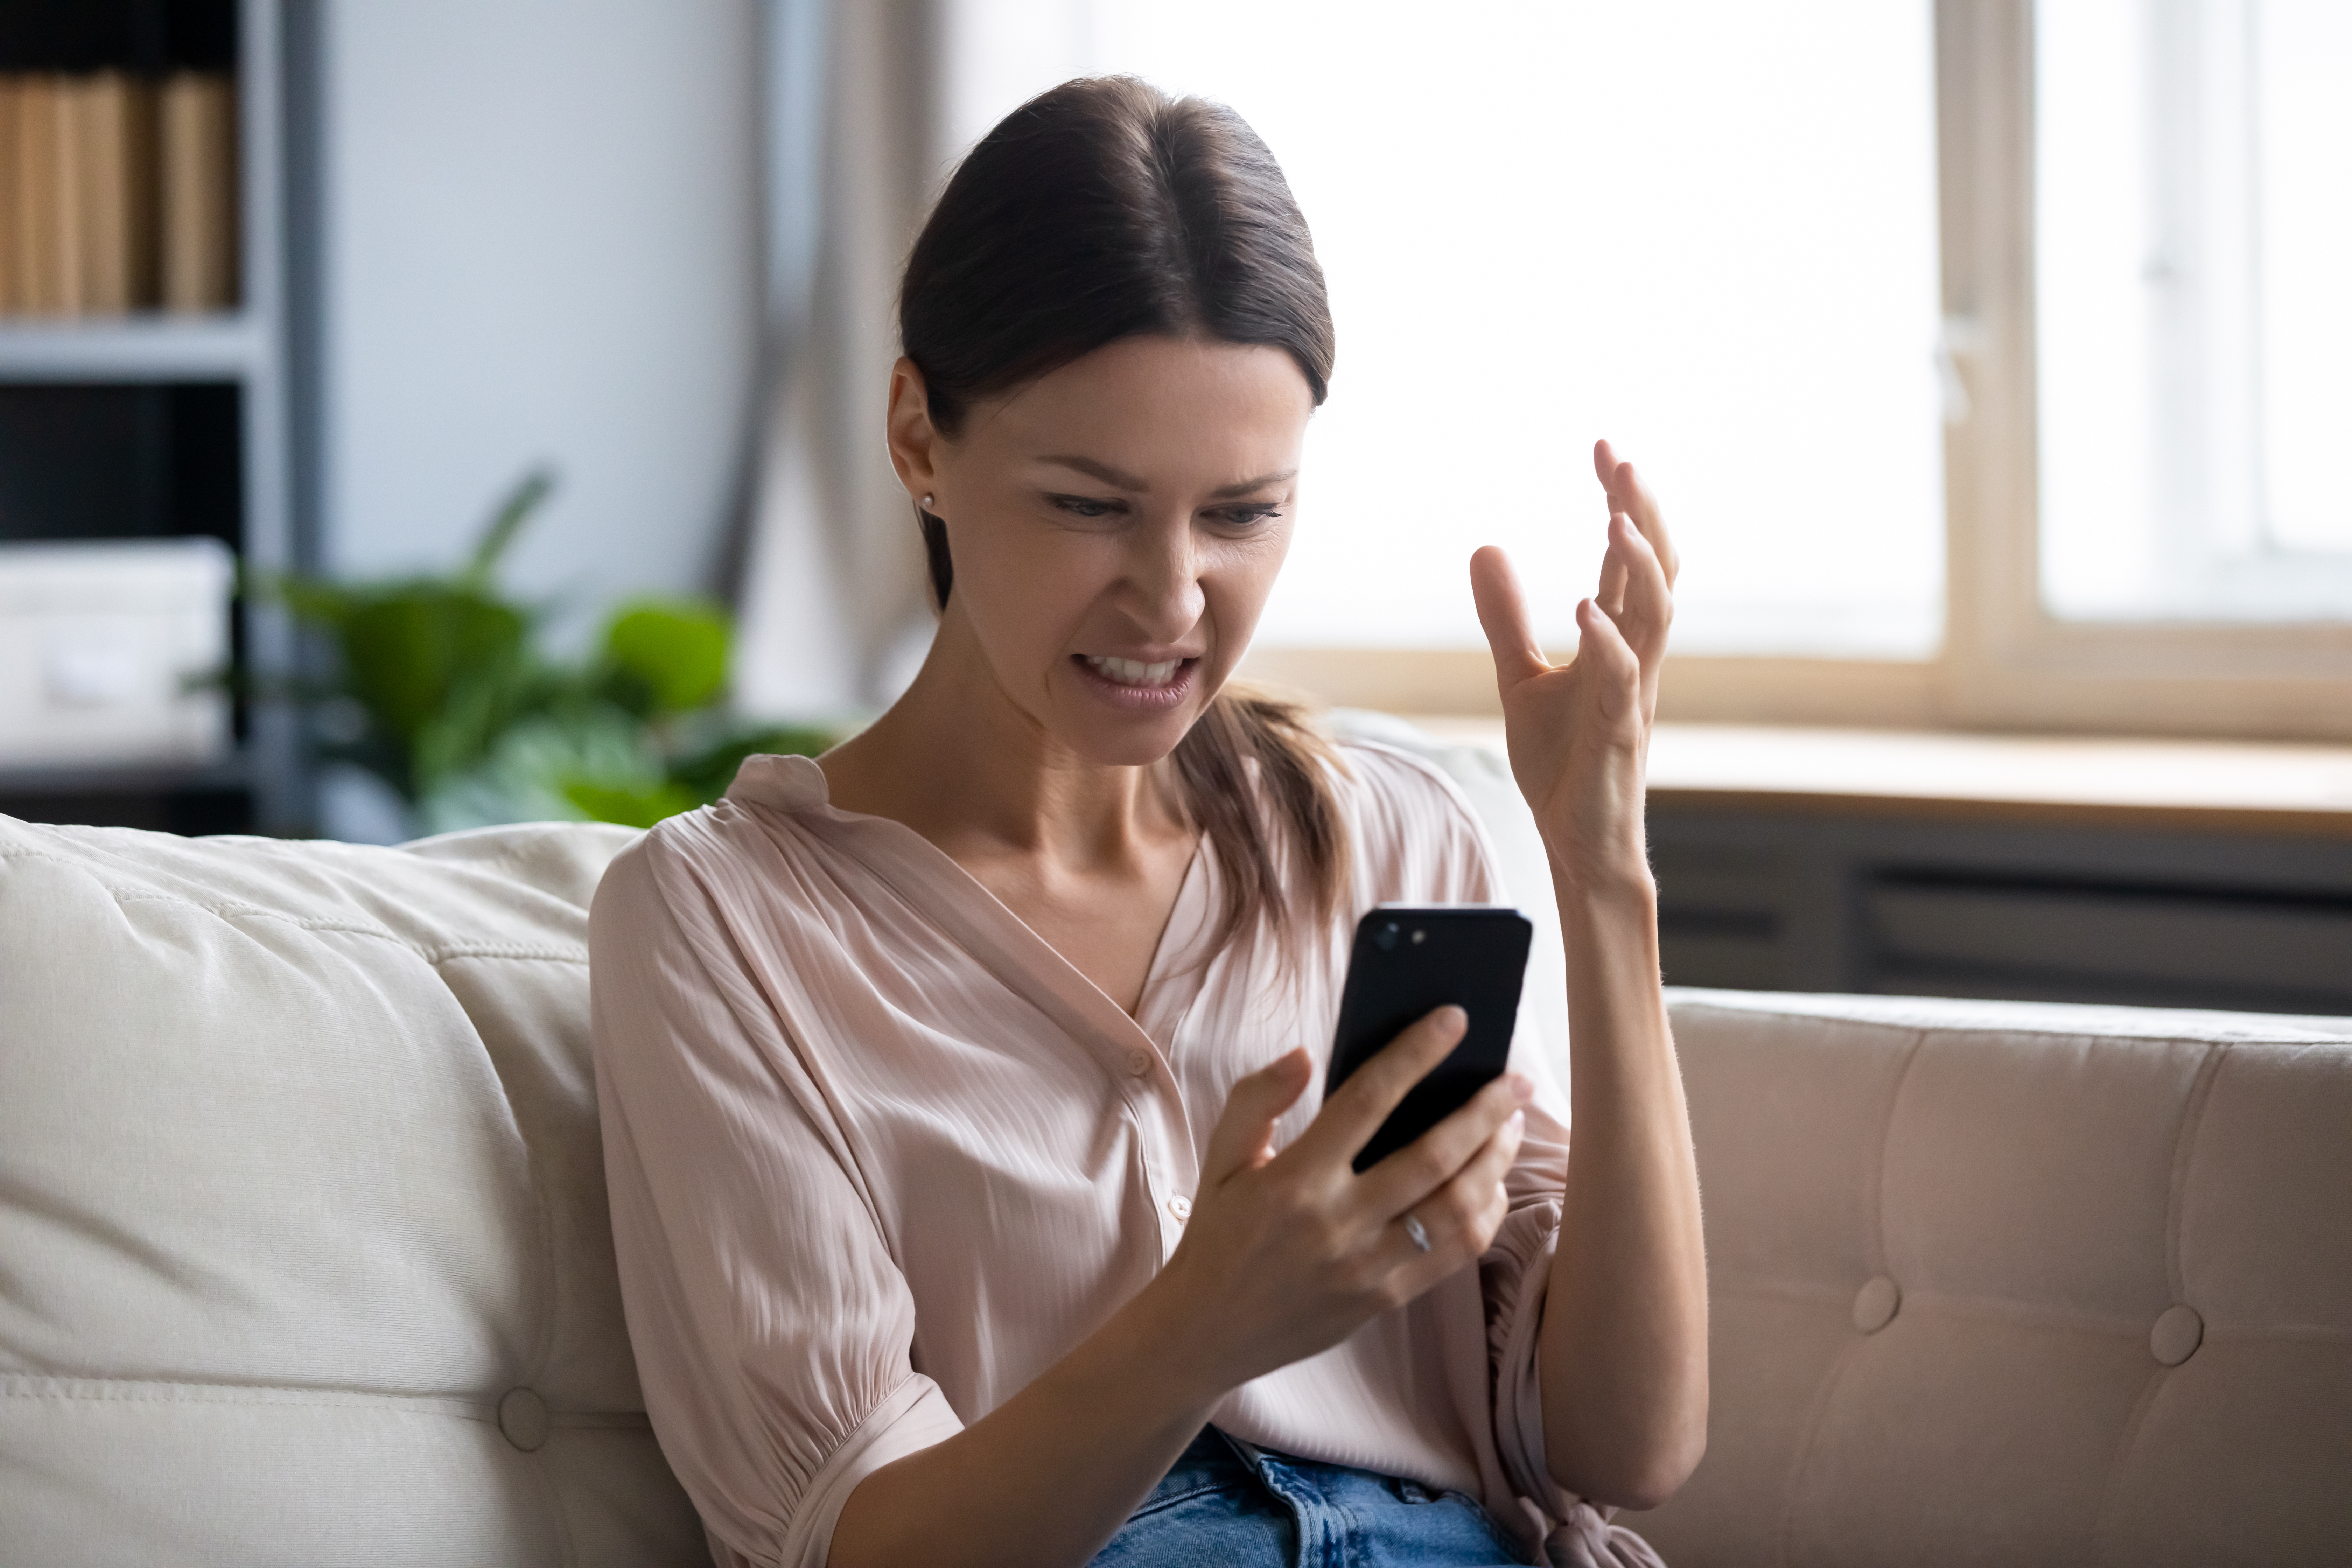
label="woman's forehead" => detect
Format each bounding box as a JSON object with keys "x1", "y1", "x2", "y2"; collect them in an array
[{"x1": 974, "y1": 337, "x2": 1314, "y2": 478}]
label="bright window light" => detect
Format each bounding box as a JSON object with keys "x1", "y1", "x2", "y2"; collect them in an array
[
  {"x1": 2038, "y1": 0, "x2": 2352, "y2": 622},
  {"x1": 950, "y1": 1, "x2": 1949, "y2": 657}
]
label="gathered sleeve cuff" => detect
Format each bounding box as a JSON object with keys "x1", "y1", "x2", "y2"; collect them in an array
[
  {"x1": 591, "y1": 828, "x2": 965, "y2": 1568},
  {"x1": 1482, "y1": 1181, "x2": 1576, "y2": 1522},
  {"x1": 771, "y1": 1375, "x2": 966, "y2": 1568},
  {"x1": 1480, "y1": 1126, "x2": 1668, "y2": 1567}
]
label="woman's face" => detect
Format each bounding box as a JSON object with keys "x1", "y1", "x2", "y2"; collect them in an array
[{"x1": 888, "y1": 335, "x2": 1315, "y2": 768}]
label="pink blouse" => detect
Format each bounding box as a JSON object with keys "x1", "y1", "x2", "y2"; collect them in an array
[{"x1": 589, "y1": 742, "x2": 1580, "y2": 1568}]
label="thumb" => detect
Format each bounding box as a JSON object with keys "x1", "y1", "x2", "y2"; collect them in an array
[
  {"x1": 1470, "y1": 546, "x2": 1549, "y2": 694},
  {"x1": 1201, "y1": 1048, "x2": 1313, "y2": 1185}
]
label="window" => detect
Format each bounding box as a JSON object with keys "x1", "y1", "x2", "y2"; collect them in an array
[
  {"x1": 941, "y1": 0, "x2": 2352, "y2": 738},
  {"x1": 2037, "y1": 0, "x2": 2352, "y2": 621},
  {"x1": 1074, "y1": 1, "x2": 1946, "y2": 661}
]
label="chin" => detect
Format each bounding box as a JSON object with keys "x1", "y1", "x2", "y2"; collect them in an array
[
  {"x1": 1063, "y1": 707, "x2": 1202, "y2": 769},
  {"x1": 1053, "y1": 654, "x2": 1217, "y2": 766}
]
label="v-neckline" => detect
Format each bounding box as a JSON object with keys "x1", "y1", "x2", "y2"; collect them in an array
[{"x1": 728, "y1": 753, "x2": 1215, "y2": 1059}]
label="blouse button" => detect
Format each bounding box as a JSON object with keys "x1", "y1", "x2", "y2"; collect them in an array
[
  {"x1": 1125, "y1": 1050, "x2": 1152, "y2": 1077},
  {"x1": 1168, "y1": 1195, "x2": 1193, "y2": 1220}
]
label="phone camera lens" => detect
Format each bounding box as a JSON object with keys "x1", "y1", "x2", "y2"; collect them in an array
[
  {"x1": 1411, "y1": 928, "x2": 1426, "y2": 945},
  {"x1": 1373, "y1": 921, "x2": 1400, "y2": 951}
]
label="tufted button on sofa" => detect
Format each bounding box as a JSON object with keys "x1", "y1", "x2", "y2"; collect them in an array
[
  {"x1": 0, "y1": 816, "x2": 705, "y2": 1565},
  {"x1": 1621, "y1": 990, "x2": 2352, "y2": 1567},
  {"x1": 5, "y1": 734, "x2": 2350, "y2": 1565}
]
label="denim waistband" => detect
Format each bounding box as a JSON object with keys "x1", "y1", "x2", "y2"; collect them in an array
[{"x1": 1093, "y1": 1426, "x2": 1530, "y2": 1568}]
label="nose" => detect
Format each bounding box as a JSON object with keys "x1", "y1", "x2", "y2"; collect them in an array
[{"x1": 1121, "y1": 512, "x2": 1206, "y2": 641}]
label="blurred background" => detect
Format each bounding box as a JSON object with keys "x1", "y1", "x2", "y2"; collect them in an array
[{"x1": 2, "y1": 0, "x2": 2348, "y2": 1011}]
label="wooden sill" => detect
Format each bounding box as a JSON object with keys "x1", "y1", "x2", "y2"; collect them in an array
[
  {"x1": 1392, "y1": 718, "x2": 2352, "y2": 840},
  {"x1": 1239, "y1": 647, "x2": 2352, "y2": 744}
]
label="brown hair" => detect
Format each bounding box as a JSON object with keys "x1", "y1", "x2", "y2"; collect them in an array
[{"x1": 899, "y1": 75, "x2": 1347, "y2": 952}]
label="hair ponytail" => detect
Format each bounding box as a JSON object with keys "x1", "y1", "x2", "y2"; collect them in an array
[{"x1": 1171, "y1": 682, "x2": 1349, "y2": 952}]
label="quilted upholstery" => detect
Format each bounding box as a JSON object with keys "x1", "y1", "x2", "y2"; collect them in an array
[
  {"x1": 0, "y1": 816, "x2": 705, "y2": 1566},
  {"x1": 1626, "y1": 990, "x2": 2352, "y2": 1567},
  {"x1": 4, "y1": 722, "x2": 2348, "y2": 1566}
]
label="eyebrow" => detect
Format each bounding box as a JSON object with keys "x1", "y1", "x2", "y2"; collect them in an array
[{"x1": 1037, "y1": 455, "x2": 1297, "y2": 499}]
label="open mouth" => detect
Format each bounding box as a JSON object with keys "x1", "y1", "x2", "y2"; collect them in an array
[
  {"x1": 1081, "y1": 654, "x2": 1188, "y2": 688},
  {"x1": 1073, "y1": 653, "x2": 1200, "y2": 709}
]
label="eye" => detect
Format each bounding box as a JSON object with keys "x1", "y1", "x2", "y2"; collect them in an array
[
  {"x1": 1047, "y1": 493, "x2": 1126, "y2": 520},
  {"x1": 1209, "y1": 503, "x2": 1285, "y2": 530}
]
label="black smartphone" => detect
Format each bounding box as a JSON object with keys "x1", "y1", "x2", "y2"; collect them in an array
[{"x1": 1325, "y1": 905, "x2": 1534, "y2": 1172}]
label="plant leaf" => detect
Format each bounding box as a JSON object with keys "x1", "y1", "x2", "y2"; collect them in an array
[
  {"x1": 339, "y1": 589, "x2": 531, "y2": 745},
  {"x1": 601, "y1": 599, "x2": 732, "y2": 716},
  {"x1": 562, "y1": 778, "x2": 705, "y2": 830},
  {"x1": 462, "y1": 468, "x2": 557, "y2": 588}
]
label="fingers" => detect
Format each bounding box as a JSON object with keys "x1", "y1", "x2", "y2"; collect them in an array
[
  {"x1": 1470, "y1": 546, "x2": 1550, "y2": 697},
  {"x1": 1292, "y1": 1007, "x2": 1466, "y2": 1171},
  {"x1": 1597, "y1": 514, "x2": 1672, "y2": 724},
  {"x1": 1478, "y1": 453, "x2": 1673, "y2": 692},
  {"x1": 1576, "y1": 597, "x2": 1643, "y2": 728},
  {"x1": 1201, "y1": 1048, "x2": 1313, "y2": 1184},
  {"x1": 1590, "y1": 444, "x2": 1676, "y2": 723},
  {"x1": 1597, "y1": 514, "x2": 1633, "y2": 619},
  {"x1": 1357, "y1": 1068, "x2": 1533, "y2": 1217},
  {"x1": 1603, "y1": 513, "x2": 1673, "y2": 656},
  {"x1": 1593, "y1": 439, "x2": 1680, "y2": 588},
  {"x1": 1386, "y1": 1108, "x2": 1526, "y2": 1285}
]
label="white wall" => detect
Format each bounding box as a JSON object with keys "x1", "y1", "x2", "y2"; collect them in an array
[{"x1": 321, "y1": 0, "x2": 762, "y2": 630}]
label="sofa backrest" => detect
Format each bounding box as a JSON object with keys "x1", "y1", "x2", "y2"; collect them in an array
[
  {"x1": 7, "y1": 774, "x2": 2349, "y2": 1567},
  {"x1": 0, "y1": 814, "x2": 706, "y2": 1567},
  {"x1": 1628, "y1": 988, "x2": 2352, "y2": 1568}
]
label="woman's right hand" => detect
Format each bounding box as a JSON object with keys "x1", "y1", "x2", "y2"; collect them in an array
[
  {"x1": 1144, "y1": 1007, "x2": 1532, "y2": 1393},
  {"x1": 835, "y1": 1014, "x2": 1528, "y2": 1568}
]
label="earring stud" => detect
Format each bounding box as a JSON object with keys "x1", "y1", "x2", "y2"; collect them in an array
[{"x1": 921, "y1": 494, "x2": 936, "y2": 511}]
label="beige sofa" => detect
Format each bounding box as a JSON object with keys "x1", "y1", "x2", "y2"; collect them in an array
[{"x1": 4, "y1": 722, "x2": 2347, "y2": 1566}]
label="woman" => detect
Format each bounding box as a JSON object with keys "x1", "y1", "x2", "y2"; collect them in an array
[{"x1": 591, "y1": 77, "x2": 1706, "y2": 1568}]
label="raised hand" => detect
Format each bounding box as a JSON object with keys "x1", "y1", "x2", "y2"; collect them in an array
[
  {"x1": 1468, "y1": 443, "x2": 1710, "y2": 1509},
  {"x1": 1469, "y1": 439, "x2": 1678, "y2": 887}
]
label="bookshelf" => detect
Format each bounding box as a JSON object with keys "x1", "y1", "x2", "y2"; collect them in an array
[
  {"x1": 0, "y1": 0, "x2": 303, "y2": 833},
  {"x1": 0, "y1": 313, "x2": 266, "y2": 378}
]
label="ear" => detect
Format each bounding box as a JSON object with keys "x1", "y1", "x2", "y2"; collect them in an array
[{"x1": 886, "y1": 358, "x2": 943, "y2": 506}]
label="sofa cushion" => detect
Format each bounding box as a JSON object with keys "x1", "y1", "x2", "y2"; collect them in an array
[
  {"x1": 0, "y1": 815, "x2": 707, "y2": 1567},
  {"x1": 1629, "y1": 989, "x2": 2352, "y2": 1568},
  {"x1": 11, "y1": 731, "x2": 2351, "y2": 1568}
]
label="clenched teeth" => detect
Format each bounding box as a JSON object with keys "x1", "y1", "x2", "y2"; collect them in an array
[{"x1": 1085, "y1": 654, "x2": 1183, "y2": 687}]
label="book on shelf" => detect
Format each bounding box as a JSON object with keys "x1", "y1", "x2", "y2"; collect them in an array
[
  {"x1": 160, "y1": 73, "x2": 235, "y2": 315},
  {"x1": 0, "y1": 71, "x2": 237, "y2": 321}
]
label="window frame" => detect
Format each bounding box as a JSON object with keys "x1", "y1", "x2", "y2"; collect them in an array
[{"x1": 1245, "y1": 0, "x2": 2352, "y2": 743}]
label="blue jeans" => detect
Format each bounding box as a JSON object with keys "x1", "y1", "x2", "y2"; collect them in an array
[{"x1": 1089, "y1": 1426, "x2": 1530, "y2": 1568}]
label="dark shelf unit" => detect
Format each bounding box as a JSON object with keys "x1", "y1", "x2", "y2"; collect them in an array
[
  {"x1": 1652, "y1": 802, "x2": 2352, "y2": 1018},
  {"x1": 0, "y1": 0, "x2": 301, "y2": 836}
]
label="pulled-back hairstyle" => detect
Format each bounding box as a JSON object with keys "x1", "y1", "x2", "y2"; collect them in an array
[{"x1": 899, "y1": 76, "x2": 1347, "y2": 953}]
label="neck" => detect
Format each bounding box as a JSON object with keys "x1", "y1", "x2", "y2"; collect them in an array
[{"x1": 819, "y1": 616, "x2": 1192, "y2": 875}]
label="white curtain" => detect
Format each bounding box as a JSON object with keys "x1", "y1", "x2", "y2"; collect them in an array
[{"x1": 733, "y1": 0, "x2": 946, "y2": 719}]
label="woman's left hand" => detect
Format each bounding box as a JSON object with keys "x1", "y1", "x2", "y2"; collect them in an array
[
  {"x1": 1470, "y1": 439, "x2": 1678, "y2": 887},
  {"x1": 1474, "y1": 442, "x2": 1710, "y2": 1511}
]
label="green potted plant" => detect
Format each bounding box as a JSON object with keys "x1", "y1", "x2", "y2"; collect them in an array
[{"x1": 272, "y1": 471, "x2": 832, "y2": 837}]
